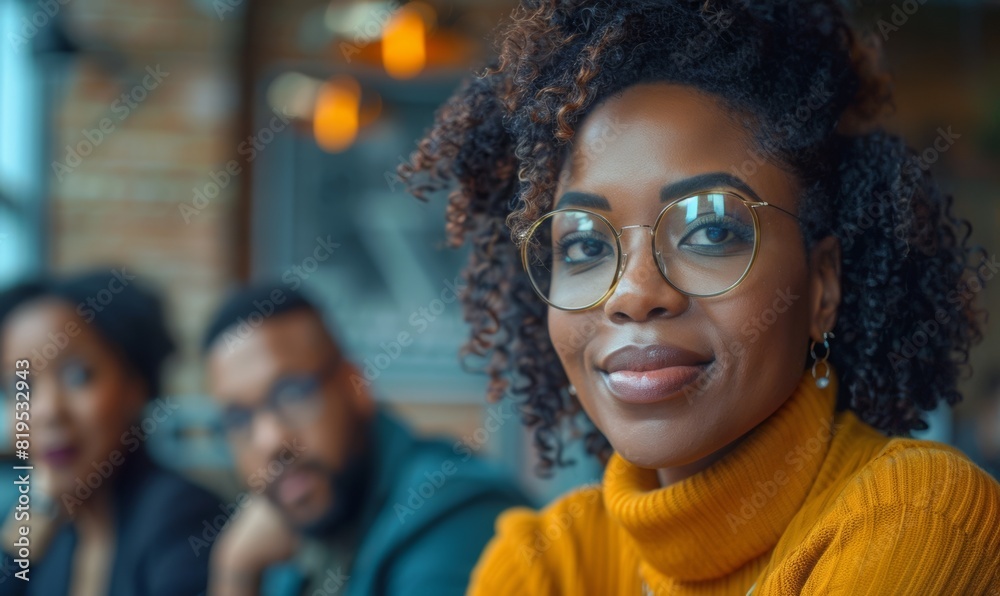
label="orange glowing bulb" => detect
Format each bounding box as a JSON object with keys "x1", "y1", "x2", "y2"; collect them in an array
[
  {"x1": 313, "y1": 77, "x2": 361, "y2": 153},
  {"x1": 382, "y1": 5, "x2": 426, "y2": 80}
]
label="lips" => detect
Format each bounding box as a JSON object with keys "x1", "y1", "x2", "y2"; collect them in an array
[
  {"x1": 598, "y1": 344, "x2": 713, "y2": 404},
  {"x1": 276, "y1": 469, "x2": 318, "y2": 508},
  {"x1": 40, "y1": 445, "x2": 80, "y2": 468}
]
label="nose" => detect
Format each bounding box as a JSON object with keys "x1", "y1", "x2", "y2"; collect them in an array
[
  {"x1": 251, "y1": 410, "x2": 293, "y2": 458},
  {"x1": 32, "y1": 375, "x2": 69, "y2": 429},
  {"x1": 603, "y1": 227, "x2": 689, "y2": 322}
]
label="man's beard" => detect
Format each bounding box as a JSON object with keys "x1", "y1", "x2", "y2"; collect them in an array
[{"x1": 299, "y1": 446, "x2": 373, "y2": 538}]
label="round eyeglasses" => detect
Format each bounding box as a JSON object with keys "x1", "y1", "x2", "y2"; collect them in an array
[{"x1": 520, "y1": 190, "x2": 800, "y2": 311}]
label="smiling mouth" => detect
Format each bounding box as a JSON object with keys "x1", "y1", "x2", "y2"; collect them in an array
[
  {"x1": 597, "y1": 344, "x2": 714, "y2": 405},
  {"x1": 601, "y1": 363, "x2": 711, "y2": 404}
]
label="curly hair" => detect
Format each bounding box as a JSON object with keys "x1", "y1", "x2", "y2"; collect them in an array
[{"x1": 400, "y1": 0, "x2": 986, "y2": 475}]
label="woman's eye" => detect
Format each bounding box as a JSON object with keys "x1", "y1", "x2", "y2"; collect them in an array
[
  {"x1": 678, "y1": 217, "x2": 753, "y2": 255},
  {"x1": 60, "y1": 360, "x2": 94, "y2": 389},
  {"x1": 558, "y1": 235, "x2": 613, "y2": 263},
  {"x1": 687, "y1": 225, "x2": 733, "y2": 245}
]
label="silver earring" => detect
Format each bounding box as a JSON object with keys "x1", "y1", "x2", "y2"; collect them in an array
[
  {"x1": 810, "y1": 331, "x2": 834, "y2": 389},
  {"x1": 567, "y1": 384, "x2": 578, "y2": 397}
]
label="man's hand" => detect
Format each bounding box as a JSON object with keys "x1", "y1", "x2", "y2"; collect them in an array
[{"x1": 209, "y1": 498, "x2": 299, "y2": 596}]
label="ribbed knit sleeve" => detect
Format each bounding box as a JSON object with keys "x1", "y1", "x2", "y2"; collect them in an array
[
  {"x1": 467, "y1": 485, "x2": 637, "y2": 596},
  {"x1": 467, "y1": 506, "x2": 554, "y2": 596},
  {"x1": 763, "y1": 443, "x2": 1000, "y2": 594}
]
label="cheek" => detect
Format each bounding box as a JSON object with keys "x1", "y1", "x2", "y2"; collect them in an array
[
  {"x1": 306, "y1": 398, "x2": 352, "y2": 468},
  {"x1": 706, "y1": 267, "x2": 811, "y2": 374},
  {"x1": 546, "y1": 309, "x2": 597, "y2": 379},
  {"x1": 71, "y1": 379, "x2": 135, "y2": 454}
]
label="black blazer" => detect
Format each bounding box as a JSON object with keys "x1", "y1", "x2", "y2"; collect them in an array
[{"x1": 0, "y1": 448, "x2": 223, "y2": 596}]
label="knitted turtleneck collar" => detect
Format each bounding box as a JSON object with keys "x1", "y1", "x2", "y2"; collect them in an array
[{"x1": 603, "y1": 371, "x2": 838, "y2": 584}]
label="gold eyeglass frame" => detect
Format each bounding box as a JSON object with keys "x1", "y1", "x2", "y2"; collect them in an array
[{"x1": 519, "y1": 189, "x2": 801, "y2": 311}]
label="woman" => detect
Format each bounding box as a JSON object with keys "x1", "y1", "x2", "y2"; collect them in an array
[
  {"x1": 402, "y1": 1, "x2": 1000, "y2": 593},
  {"x1": 0, "y1": 270, "x2": 222, "y2": 595}
]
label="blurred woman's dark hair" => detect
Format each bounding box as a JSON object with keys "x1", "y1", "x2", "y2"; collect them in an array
[{"x1": 0, "y1": 269, "x2": 175, "y2": 397}]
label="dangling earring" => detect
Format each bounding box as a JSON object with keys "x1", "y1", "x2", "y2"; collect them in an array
[
  {"x1": 810, "y1": 331, "x2": 834, "y2": 389},
  {"x1": 567, "y1": 384, "x2": 578, "y2": 397}
]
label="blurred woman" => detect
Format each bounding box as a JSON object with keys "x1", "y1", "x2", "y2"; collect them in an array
[{"x1": 0, "y1": 270, "x2": 222, "y2": 595}]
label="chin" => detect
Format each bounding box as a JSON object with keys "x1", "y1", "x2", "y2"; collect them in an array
[
  {"x1": 286, "y1": 504, "x2": 325, "y2": 529},
  {"x1": 604, "y1": 420, "x2": 718, "y2": 471},
  {"x1": 51, "y1": 477, "x2": 78, "y2": 498},
  {"x1": 614, "y1": 443, "x2": 690, "y2": 470}
]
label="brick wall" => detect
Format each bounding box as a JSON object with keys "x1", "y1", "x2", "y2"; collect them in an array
[{"x1": 50, "y1": 0, "x2": 241, "y2": 396}]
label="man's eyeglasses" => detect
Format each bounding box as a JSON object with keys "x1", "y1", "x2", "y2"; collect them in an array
[
  {"x1": 520, "y1": 190, "x2": 800, "y2": 311},
  {"x1": 219, "y1": 365, "x2": 337, "y2": 442}
]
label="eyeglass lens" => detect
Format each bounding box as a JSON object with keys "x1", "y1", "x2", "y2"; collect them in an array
[
  {"x1": 523, "y1": 193, "x2": 757, "y2": 309},
  {"x1": 220, "y1": 374, "x2": 324, "y2": 439}
]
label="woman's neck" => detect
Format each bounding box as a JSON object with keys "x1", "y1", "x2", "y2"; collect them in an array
[
  {"x1": 69, "y1": 489, "x2": 116, "y2": 596},
  {"x1": 71, "y1": 487, "x2": 115, "y2": 539},
  {"x1": 656, "y1": 429, "x2": 750, "y2": 487}
]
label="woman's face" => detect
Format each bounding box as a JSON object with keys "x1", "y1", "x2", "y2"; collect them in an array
[
  {"x1": 2, "y1": 300, "x2": 146, "y2": 498},
  {"x1": 547, "y1": 83, "x2": 839, "y2": 479}
]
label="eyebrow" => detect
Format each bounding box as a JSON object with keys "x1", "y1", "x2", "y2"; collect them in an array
[
  {"x1": 554, "y1": 191, "x2": 611, "y2": 211},
  {"x1": 553, "y1": 171, "x2": 765, "y2": 211},
  {"x1": 660, "y1": 172, "x2": 765, "y2": 204}
]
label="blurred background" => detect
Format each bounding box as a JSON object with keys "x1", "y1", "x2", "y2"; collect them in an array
[{"x1": 0, "y1": 0, "x2": 998, "y2": 512}]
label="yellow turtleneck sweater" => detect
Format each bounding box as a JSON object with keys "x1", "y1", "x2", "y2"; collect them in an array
[{"x1": 468, "y1": 372, "x2": 1000, "y2": 594}]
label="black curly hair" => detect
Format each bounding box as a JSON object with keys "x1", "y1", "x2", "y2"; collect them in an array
[{"x1": 401, "y1": 0, "x2": 987, "y2": 474}]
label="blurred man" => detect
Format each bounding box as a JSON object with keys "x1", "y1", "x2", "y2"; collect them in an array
[{"x1": 202, "y1": 284, "x2": 527, "y2": 596}]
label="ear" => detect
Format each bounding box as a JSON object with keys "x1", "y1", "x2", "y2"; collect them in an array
[{"x1": 808, "y1": 235, "x2": 841, "y2": 342}]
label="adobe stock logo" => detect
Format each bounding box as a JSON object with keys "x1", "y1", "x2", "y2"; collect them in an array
[
  {"x1": 349, "y1": 276, "x2": 467, "y2": 394},
  {"x1": 51, "y1": 66, "x2": 170, "y2": 180},
  {"x1": 726, "y1": 418, "x2": 841, "y2": 533}
]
